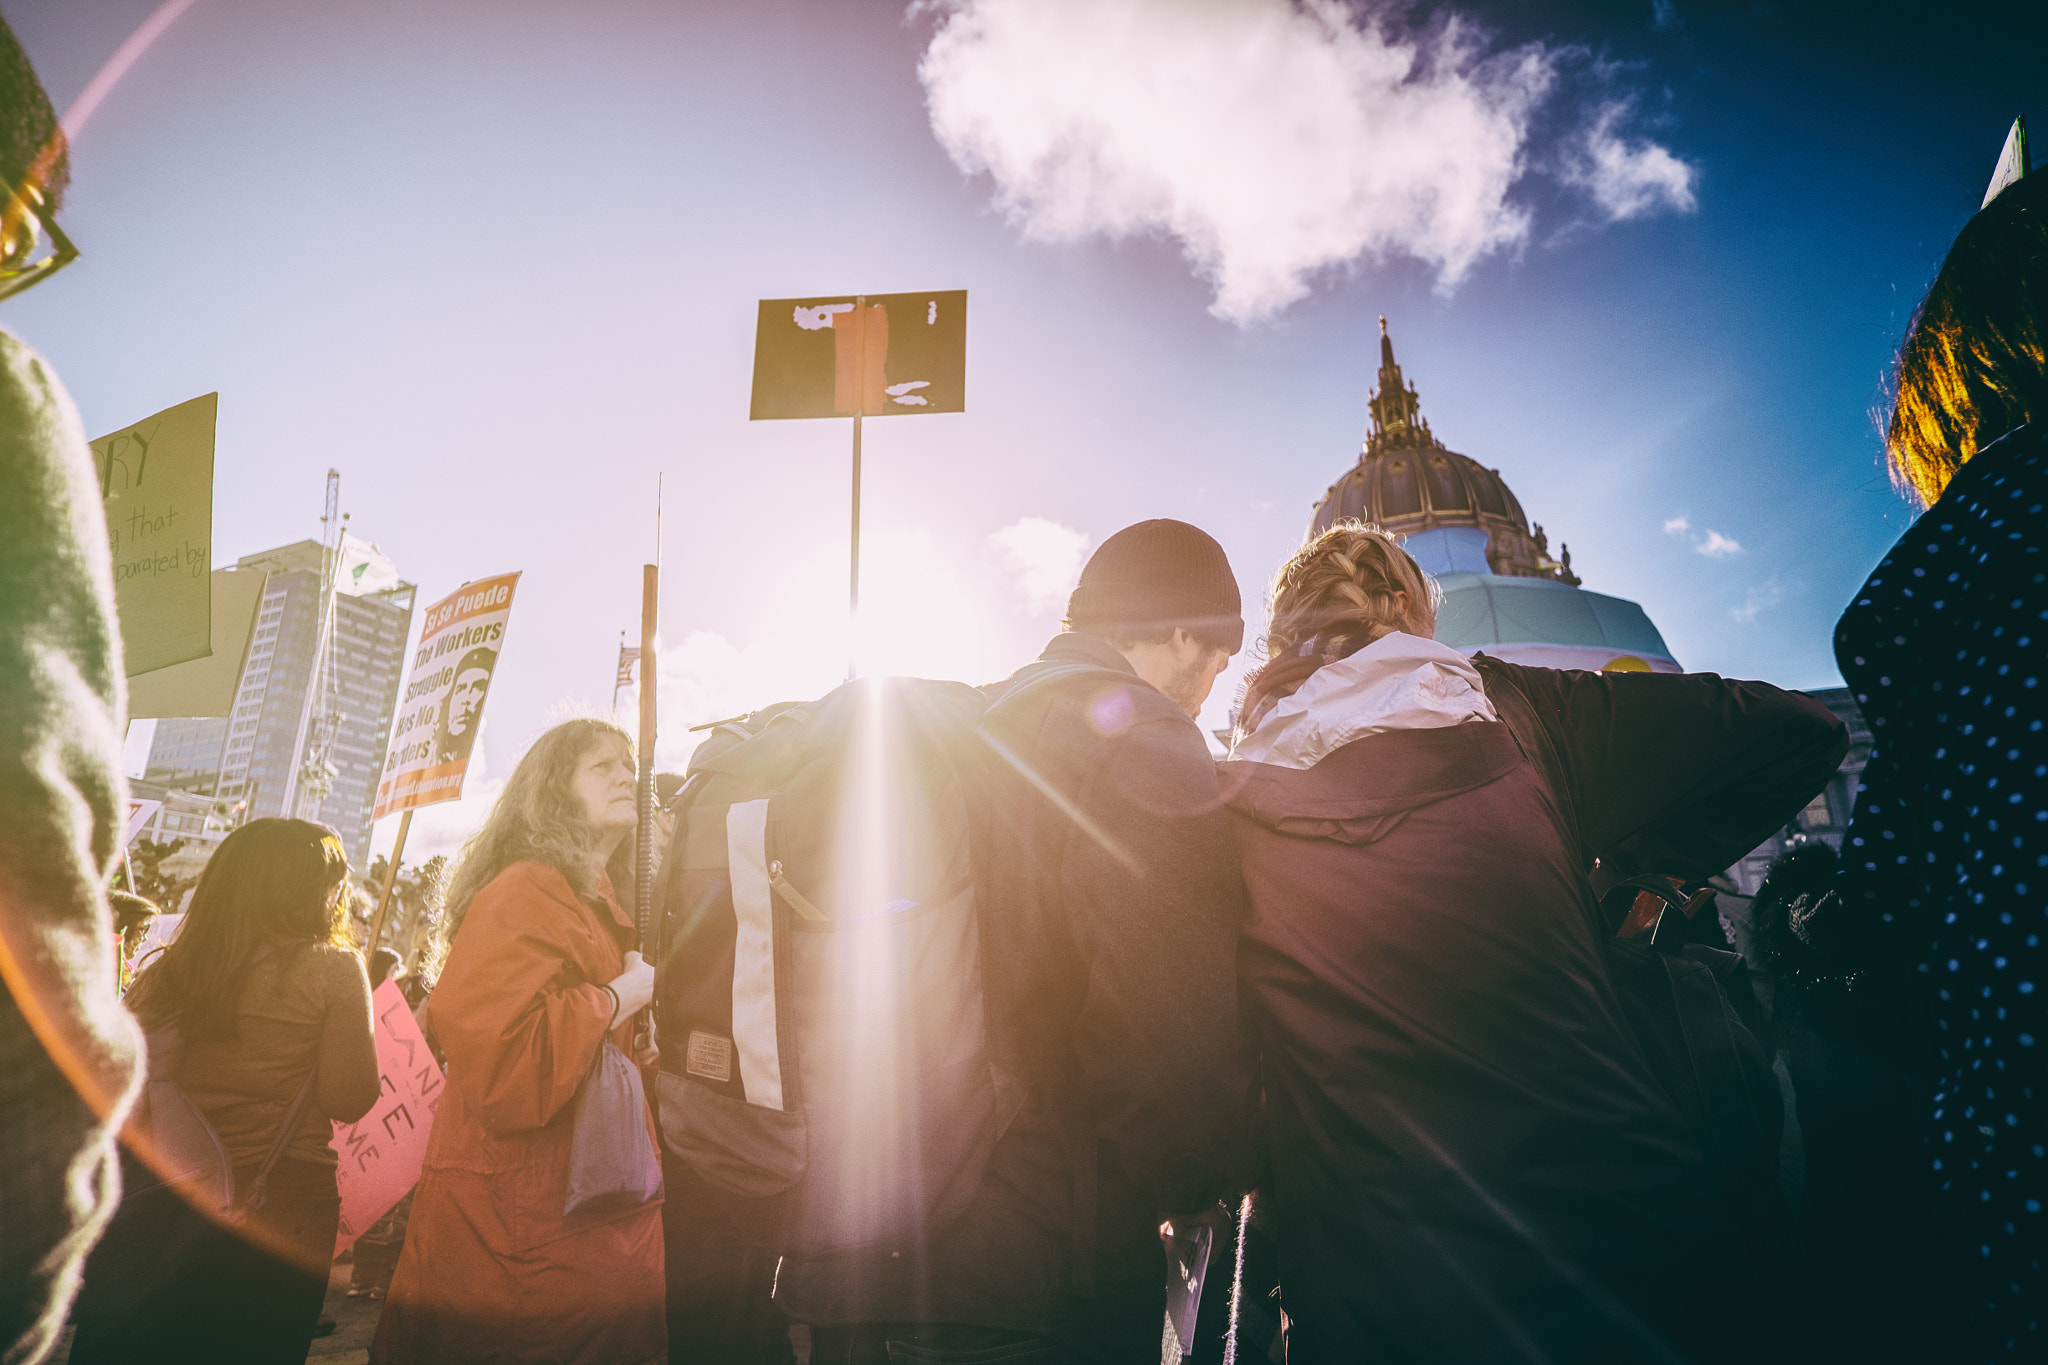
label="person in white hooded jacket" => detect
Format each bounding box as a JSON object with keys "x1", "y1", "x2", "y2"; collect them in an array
[{"x1": 1219, "y1": 521, "x2": 1845, "y2": 1365}]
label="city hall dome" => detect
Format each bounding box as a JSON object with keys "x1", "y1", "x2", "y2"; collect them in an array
[
  {"x1": 1308, "y1": 318, "x2": 1681, "y2": 674},
  {"x1": 1310, "y1": 318, "x2": 1579, "y2": 586}
]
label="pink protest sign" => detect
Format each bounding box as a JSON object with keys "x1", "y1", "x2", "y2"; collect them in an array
[{"x1": 332, "y1": 979, "x2": 444, "y2": 1252}]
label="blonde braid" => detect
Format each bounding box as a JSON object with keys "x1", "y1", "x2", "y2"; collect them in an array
[{"x1": 1264, "y1": 520, "x2": 1436, "y2": 661}]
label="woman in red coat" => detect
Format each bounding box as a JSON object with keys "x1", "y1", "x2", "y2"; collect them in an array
[{"x1": 372, "y1": 719, "x2": 664, "y2": 1365}]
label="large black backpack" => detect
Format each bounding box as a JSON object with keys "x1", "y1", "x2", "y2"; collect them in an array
[
  {"x1": 648, "y1": 675, "x2": 1024, "y2": 1259},
  {"x1": 1473, "y1": 655, "x2": 1790, "y2": 1238}
]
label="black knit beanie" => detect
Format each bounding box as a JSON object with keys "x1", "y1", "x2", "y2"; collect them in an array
[{"x1": 1064, "y1": 519, "x2": 1244, "y2": 653}]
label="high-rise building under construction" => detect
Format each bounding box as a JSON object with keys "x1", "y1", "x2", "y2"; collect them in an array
[{"x1": 145, "y1": 537, "x2": 415, "y2": 869}]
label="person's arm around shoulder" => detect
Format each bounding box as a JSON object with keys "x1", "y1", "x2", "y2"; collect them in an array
[
  {"x1": 1066, "y1": 709, "x2": 1250, "y2": 1217},
  {"x1": 315, "y1": 945, "x2": 380, "y2": 1124},
  {"x1": 1503, "y1": 659, "x2": 1849, "y2": 881}
]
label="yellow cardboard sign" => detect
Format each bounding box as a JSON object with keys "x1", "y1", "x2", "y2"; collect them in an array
[
  {"x1": 126, "y1": 568, "x2": 267, "y2": 719},
  {"x1": 93, "y1": 393, "x2": 218, "y2": 676}
]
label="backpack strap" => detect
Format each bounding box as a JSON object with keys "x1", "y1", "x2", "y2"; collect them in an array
[
  {"x1": 980, "y1": 656, "x2": 1134, "y2": 1300},
  {"x1": 239, "y1": 1067, "x2": 319, "y2": 1214}
]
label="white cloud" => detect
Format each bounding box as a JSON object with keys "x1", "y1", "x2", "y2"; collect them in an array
[
  {"x1": 1696, "y1": 530, "x2": 1741, "y2": 558},
  {"x1": 1563, "y1": 100, "x2": 1698, "y2": 221},
  {"x1": 915, "y1": 0, "x2": 1695, "y2": 324},
  {"x1": 1730, "y1": 578, "x2": 1783, "y2": 624},
  {"x1": 1662, "y1": 515, "x2": 1690, "y2": 535},
  {"x1": 918, "y1": 0, "x2": 1557, "y2": 323},
  {"x1": 987, "y1": 517, "x2": 1090, "y2": 616}
]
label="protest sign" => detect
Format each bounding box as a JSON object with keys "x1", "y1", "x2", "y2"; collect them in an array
[
  {"x1": 750, "y1": 291, "x2": 966, "y2": 419},
  {"x1": 126, "y1": 568, "x2": 266, "y2": 719},
  {"x1": 373, "y1": 572, "x2": 520, "y2": 820},
  {"x1": 93, "y1": 393, "x2": 218, "y2": 676},
  {"x1": 122, "y1": 799, "x2": 162, "y2": 847},
  {"x1": 332, "y1": 979, "x2": 443, "y2": 1252}
]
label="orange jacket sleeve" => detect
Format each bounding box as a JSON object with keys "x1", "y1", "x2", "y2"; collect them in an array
[{"x1": 430, "y1": 865, "x2": 612, "y2": 1137}]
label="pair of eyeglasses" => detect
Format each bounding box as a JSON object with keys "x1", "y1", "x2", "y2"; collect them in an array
[{"x1": 0, "y1": 179, "x2": 77, "y2": 302}]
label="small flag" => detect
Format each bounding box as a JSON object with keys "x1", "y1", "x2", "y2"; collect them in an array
[{"x1": 617, "y1": 645, "x2": 640, "y2": 688}]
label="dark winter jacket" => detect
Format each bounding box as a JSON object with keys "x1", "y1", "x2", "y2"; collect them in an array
[
  {"x1": 1818, "y1": 420, "x2": 2048, "y2": 1358},
  {"x1": 1219, "y1": 634, "x2": 1845, "y2": 1364},
  {"x1": 775, "y1": 632, "x2": 1251, "y2": 1363}
]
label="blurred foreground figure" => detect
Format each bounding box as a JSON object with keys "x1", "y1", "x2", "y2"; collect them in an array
[
  {"x1": 774, "y1": 520, "x2": 1253, "y2": 1364},
  {"x1": 71, "y1": 819, "x2": 379, "y2": 1363},
  {"x1": 0, "y1": 19, "x2": 144, "y2": 1364},
  {"x1": 373, "y1": 719, "x2": 665, "y2": 1365},
  {"x1": 1782, "y1": 127, "x2": 2048, "y2": 1362},
  {"x1": 1223, "y1": 523, "x2": 1844, "y2": 1362}
]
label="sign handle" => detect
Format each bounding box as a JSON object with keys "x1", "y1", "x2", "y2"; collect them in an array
[
  {"x1": 848, "y1": 412, "x2": 862, "y2": 680},
  {"x1": 364, "y1": 807, "x2": 413, "y2": 961}
]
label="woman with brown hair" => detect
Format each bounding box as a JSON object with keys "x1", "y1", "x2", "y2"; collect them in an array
[
  {"x1": 371, "y1": 718, "x2": 664, "y2": 1365},
  {"x1": 71, "y1": 817, "x2": 380, "y2": 1364},
  {"x1": 1780, "y1": 137, "x2": 2048, "y2": 1362},
  {"x1": 1221, "y1": 522, "x2": 1844, "y2": 1363}
]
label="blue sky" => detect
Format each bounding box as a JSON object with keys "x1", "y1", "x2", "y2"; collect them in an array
[{"x1": 7, "y1": 0, "x2": 2041, "y2": 859}]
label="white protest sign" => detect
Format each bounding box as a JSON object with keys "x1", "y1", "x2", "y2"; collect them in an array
[
  {"x1": 122, "y1": 799, "x2": 162, "y2": 847},
  {"x1": 93, "y1": 394, "x2": 218, "y2": 676},
  {"x1": 332, "y1": 979, "x2": 443, "y2": 1252},
  {"x1": 373, "y1": 571, "x2": 520, "y2": 821}
]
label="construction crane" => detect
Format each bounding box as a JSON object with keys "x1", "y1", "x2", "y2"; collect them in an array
[{"x1": 284, "y1": 470, "x2": 346, "y2": 817}]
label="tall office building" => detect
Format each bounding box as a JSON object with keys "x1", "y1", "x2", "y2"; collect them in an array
[{"x1": 146, "y1": 537, "x2": 415, "y2": 869}]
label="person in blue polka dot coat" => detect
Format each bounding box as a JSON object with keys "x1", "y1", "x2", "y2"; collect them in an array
[{"x1": 1808, "y1": 158, "x2": 2047, "y2": 1360}]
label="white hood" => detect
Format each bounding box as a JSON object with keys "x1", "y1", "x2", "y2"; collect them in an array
[{"x1": 1231, "y1": 632, "x2": 1498, "y2": 771}]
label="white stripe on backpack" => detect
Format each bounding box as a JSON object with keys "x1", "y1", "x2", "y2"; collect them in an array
[{"x1": 726, "y1": 798, "x2": 786, "y2": 1111}]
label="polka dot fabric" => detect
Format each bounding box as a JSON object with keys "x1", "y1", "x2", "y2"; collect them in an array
[{"x1": 1835, "y1": 422, "x2": 2047, "y2": 1359}]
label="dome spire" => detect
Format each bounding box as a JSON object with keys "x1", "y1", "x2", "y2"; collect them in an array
[{"x1": 1366, "y1": 316, "x2": 1438, "y2": 455}]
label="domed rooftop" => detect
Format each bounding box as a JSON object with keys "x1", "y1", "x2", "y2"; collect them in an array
[{"x1": 1310, "y1": 318, "x2": 1579, "y2": 586}]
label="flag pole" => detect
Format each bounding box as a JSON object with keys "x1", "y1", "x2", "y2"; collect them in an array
[
  {"x1": 364, "y1": 807, "x2": 413, "y2": 960},
  {"x1": 635, "y1": 562, "x2": 658, "y2": 954},
  {"x1": 612, "y1": 630, "x2": 625, "y2": 715}
]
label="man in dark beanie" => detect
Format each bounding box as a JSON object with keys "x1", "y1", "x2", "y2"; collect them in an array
[
  {"x1": 783, "y1": 520, "x2": 1251, "y2": 1364},
  {"x1": 1060, "y1": 518, "x2": 1245, "y2": 717},
  {"x1": 0, "y1": 17, "x2": 144, "y2": 1365}
]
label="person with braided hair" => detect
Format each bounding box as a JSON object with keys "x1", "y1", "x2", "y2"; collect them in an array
[{"x1": 1220, "y1": 521, "x2": 1845, "y2": 1363}]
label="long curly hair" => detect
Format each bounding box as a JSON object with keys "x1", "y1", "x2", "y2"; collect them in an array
[
  {"x1": 436, "y1": 718, "x2": 636, "y2": 956},
  {"x1": 1887, "y1": 171, "x2": 2048, "y2": 506},
  {"x1": 127, "y1": 819, "x2": 352, "y2": 1040},
  {"x1": 1238, "y1": 521, "x2": 1440, "y2": 730}
]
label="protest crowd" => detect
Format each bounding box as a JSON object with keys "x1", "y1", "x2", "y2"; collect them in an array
[{"x1": 1, "y1": 13, "x2": 2044, "y2": 1365}]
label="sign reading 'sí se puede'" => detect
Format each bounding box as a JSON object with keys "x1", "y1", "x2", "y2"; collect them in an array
[
  {"x1": 92, "y1": 393, "x2": 218, "y2": 676},
  {"x1": 750, "y1": 290, "x2": 966, "y2": 420},
  {"x1": 373, "y1": 572, "x2": 520, "y2": 821}
]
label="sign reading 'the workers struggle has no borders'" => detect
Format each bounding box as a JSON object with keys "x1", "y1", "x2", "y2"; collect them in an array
[
  {"x1": 750, "y1": 290, "x2": 966, "y2": 420},
  {"x1": 373, "y1": 572, "x2": 520, "y2": 820}
]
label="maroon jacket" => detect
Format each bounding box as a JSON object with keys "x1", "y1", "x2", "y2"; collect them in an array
[{"x1": 1220, "y1": 654, "x2": 1845, "y2": 1363}]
